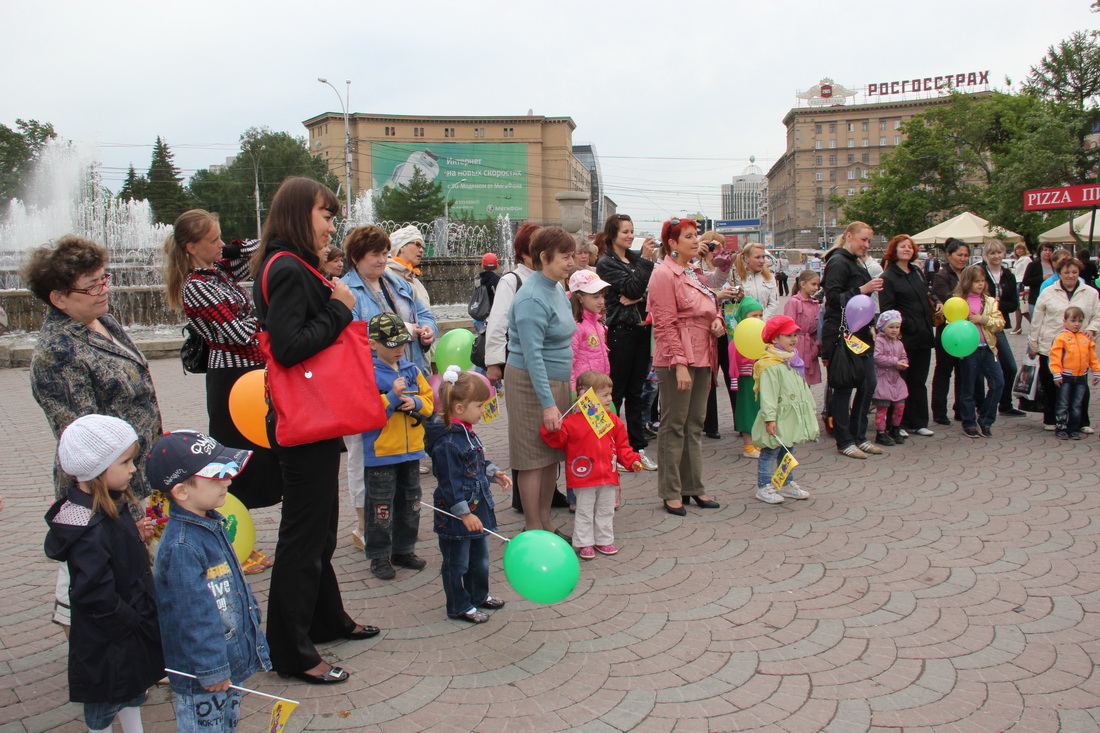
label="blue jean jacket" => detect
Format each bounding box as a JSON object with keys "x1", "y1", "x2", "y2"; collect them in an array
[
  {"x1": 153, "y1": 505, "x2": 271, "y2": 692},
  {"x1": 427, "y1": 421, "x2": 501, "y2": 540}
]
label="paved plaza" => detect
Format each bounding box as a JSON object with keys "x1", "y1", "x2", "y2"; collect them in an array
[{"x1": 2, "y1": 335, "x2": 1100, "y2": 732}]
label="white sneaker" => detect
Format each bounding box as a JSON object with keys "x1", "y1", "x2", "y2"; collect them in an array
[
  {"x1": 858, "y1": 441, "x2": 885, "y2": 455},
  {"x1": 755, "y1": 484, "x2": 785, "y2": 504},
  {"x1": 778, "y1": 481, "x2": 810, "y2": 500},
  {"x1": 914, "y1": 428, "x2": 935, "y2": 437},
  {"x1": 897, "y1": 429, "x2": 909, "y2": 438},
  {"x1": 639, "y1": 450, "x2": 658, "y2": 471},
  {"x1": 1083, "y1": 427, "x2": 1095, "y2": 435}
]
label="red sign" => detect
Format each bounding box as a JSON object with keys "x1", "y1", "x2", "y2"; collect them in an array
[
  {"x1": 1023, "y1": 183, "x2": 1100, "y2": 211},
  {"x1": 821, "y1": 84, "x2": 832, "y2": 98}
]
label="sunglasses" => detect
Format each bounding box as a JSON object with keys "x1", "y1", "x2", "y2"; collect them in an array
[{"x1": 67, "y1": 272, "x2": 112, "y2": 296}]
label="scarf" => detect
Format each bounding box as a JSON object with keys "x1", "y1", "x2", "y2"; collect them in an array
[
  {"x1": 393, "y1": 257, "x2": 421, "y2": 277},
  {"x1": 752, "y1": 344, "x2": 804, "y2": 397}
]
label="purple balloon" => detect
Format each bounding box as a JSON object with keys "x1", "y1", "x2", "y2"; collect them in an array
[{"x1": 845, "y1": 294, "x2": 875, "y2": 331}]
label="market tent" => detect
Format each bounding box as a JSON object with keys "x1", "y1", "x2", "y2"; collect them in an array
[
  {"x1": 910, "y1": 212, "x2": 1023, "y2": 245},
  {"x1": 1039, "y1": 211, "x2": 1100, "y2": 244}
]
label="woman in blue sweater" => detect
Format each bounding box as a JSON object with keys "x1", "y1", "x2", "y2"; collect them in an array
[{"x1": 504, "y1": 227, "x2": 577, "y2": 532}]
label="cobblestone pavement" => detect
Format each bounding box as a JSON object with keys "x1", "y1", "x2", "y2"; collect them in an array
[{"x1": 2, "y1": 339, "x2": 1099, "y2": 732}]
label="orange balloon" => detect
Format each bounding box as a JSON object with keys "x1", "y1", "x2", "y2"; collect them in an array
[{"x1": 228, "y1": 369, "x2": 271, "y2": 448}]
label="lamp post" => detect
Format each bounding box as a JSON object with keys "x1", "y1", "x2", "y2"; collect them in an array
[
  {"x1": 317, "y1": 78, "x2": 353, "y2": 217},
  {"x1": 245, "y1": 144, "x2": 265, "y2": 240},
  {"x1": 821, "y1": 185, "x2": 839, "y2": 248}
]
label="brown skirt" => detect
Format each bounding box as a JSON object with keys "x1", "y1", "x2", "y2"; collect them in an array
[{"x1": 504, "y1": 365, "x2": 571, "y2": 470}]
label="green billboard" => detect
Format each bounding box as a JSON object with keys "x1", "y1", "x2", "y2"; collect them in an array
[{"x1": 370, "y1": 142, "x2": 529, "y2": 219}]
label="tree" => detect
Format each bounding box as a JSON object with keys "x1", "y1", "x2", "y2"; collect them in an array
[
  {"x1": 373, "y1": 166, "x2": 451, "y2": 224},
  {"x1": 116, "y1": 164, "x2": 148, "y2": 202},
  {"x1": 0, "y1": 119, "x2": 56, "y2": 203},
  {"x1": 144, "y1": 137, "x2": 192, "y2": 224},
  {"x1": 1025, "y1": 31, "x2": 1100, "y2": 110},
  {"x1": 188, "y1": 127, "x2": 339, "y2": 240}
]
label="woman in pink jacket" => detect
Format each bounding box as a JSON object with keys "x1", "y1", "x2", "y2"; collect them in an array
[
  {"x1": 569, "y1": 269, "x2": 612, "y2": 387},
  {"x1": 648, "y1": 218, "x2": 726, "y2": 515}
]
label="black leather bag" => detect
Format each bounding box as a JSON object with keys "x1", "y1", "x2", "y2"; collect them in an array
[
  {"x1": 180, "y1": 323, "x2": 209, "y2": 374},
  {"x1": 828, "y1": 338, "x2": 865, "y2": 389}
]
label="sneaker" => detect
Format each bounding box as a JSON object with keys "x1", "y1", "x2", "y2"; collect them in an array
[
  {"x1": 1082, "y1": 426, "x2": 1095, "y2": 434},
  {"x1": 370, "y1": 558, "x2": 396, "y2": 580},
  {"x1": 897, "y1": 429, "x2": 910, "y2": 438},
  {"x1": 742, "y1": 445, "x2": 761, "y2": 459},
  {"x1": 979, "y1": 425, "x2": 993, "y2": 438},
  {"x1": 755, "y1": 485, "x2": 785, "y2": 504},
  {"x1": 419, "y1": 463, "x2": 431, "y2": 474},
  {"x1": 594, "y1": 544, "x2": 619, "y2": 555},
  {"x1": 875, "y1": 431, "x2": 896, "y2": 446},
  {"x1": 1044, "y1": 424, "x2": 1057, "y2": 432},
  {"x1": 1071, "y1": 431, "x2": 1085, "y2": 440},
  {"x1": 858, "y1": 441, "x2": 884, "y2": 455},
  {"x1": 578, "y1": 546, "x2": 596, "y2": 560},
  {"x1": 999, "y1": 408, "x2": 1027, "y2": 417},
  {"x1": 778, "y1": 481, "x2": 810, "y2": 500},
  {"x1": 839, "y1": 444, "x2": 868, "y2": 459},
  {"x1": 391, "y1": 553, "x2": 427, "y2": 570},
  {"x1": 963, "y1": 427, "x2": 981, "y2": 438},
  {"x1": 1056, "y1": 430, "x2": 1070, "y2": 440},
  {"x1": 914, "y1": 428, "x2": 935, "y2": 437},
  {"x1": 638, "y1": 450, "x2": 658, "y2": 471}
]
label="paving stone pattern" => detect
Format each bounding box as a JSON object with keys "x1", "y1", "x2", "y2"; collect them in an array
[{"x1": 1, "y1": 338, "x2": 1099, "y2": 731}]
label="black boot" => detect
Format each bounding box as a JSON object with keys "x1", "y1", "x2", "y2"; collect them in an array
[
  {"x1": 875, "y1": 430, "x2": 896, "y2": 446},
  {"x1": 889, "y1": 428, "x2": 906, "y2": 444}
]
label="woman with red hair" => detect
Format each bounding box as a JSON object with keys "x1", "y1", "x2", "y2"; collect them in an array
[{"x1": 647, "y1": 218, "x2": 725, "y2": 515}]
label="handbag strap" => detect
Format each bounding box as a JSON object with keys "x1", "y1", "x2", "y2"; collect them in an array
[{"x1": 260, "y1": 251, "x2": 335, "y2": 306}]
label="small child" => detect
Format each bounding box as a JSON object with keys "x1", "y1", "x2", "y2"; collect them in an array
[
  {"x1": 751, "y1": 316, "x2": 820, "y2": 504},
  {"x1": 44, "y1": 415, "x2": 164, "y2": 733},
  {"x1": 428, "y1": 367, "x2": 513, "y2": 623},
  {"x1": 872, "y1": 310, "x2": 910, "y2": 446},
  {"x1": 953, "y1": 265, "x2": 1006, "y2": 438},
  {"x1": 364, "y1": 312, "x2": 434, "y2": 580},
  {"x1": 1049, "y1": 305, "x2": 1100, "y2": 439},
  {"x1": 569, "y1": 269, "x2": 613, "y2": 387},
  {"x1": 147, "y1": 430, "x2": 272, "y2": 730},
  {"x1": 541, "y1": 371, "x2": 642, "y2": 560},
  {"x1": 730, "y1": 296, "x2": 764, "y2": 458},
  {"x1": 783, "y1": 270, "x2": 823, "y2": 385}
]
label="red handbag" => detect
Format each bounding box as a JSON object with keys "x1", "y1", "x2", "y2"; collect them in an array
[{"x1": 255, "y1": 252, "x2": 387, "y2": 447}]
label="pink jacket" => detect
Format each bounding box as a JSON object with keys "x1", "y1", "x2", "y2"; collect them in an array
[
  {"x1": 783, "y1": 293, "x2": 822, "y2": 385},
  {"x1": 873, "y1": 334, "x2": 909, "y2": 402},
  {"x1": 648, "y1": 258, "x2": 719, "y2": 370},
  {"x1": 571, "y1": 309, "x2": 610, "y2": 387}
]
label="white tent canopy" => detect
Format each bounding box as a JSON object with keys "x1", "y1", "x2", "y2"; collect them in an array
[
  {"x1": 1039, "y1": 211, "x2": 1100, "y2": 244},
  {"x1": 910, "y1": 211, "x2": 1023, "y2": 246}
]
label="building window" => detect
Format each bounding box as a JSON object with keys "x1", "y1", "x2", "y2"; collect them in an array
[
  {"x1": 815, "y1": 124, "x2": 822, "y2": 133},
  {"x1": 847, "y1": 122, "x2": 854, "y2": 132},
  {"x1": 880, "y1": 121, "x2": 887, "y2": 130},
  {"x1": 816, "y1": 155, "x2": 823, "y2": 165},
  {"x1": 848, "y1": 154, "x2": 855, "y2": 163},
  {"x1": 879, "y1": 137, "x2": 886, "y2": 146},
  {"x1": 829, "y1": 171, "x2": 837, "y2": 181},
  {"x1": 848, "y1": 170, "x2": 856, "y2": 180},
  {"x1": 503, "y1": 127, "x2": 514, "y2": 137},
  {"x1": 894, "y1": 135, "x2": 902, "y2": 145},
  {"x1": 860, "y1": 169, "x2": 867, "y2": 179},
  {"x1": 815, "y1": 172, "x2": 824, "y2": 181},
  {"x1": 829, "y1": 154, "x2": 837, "y2": 165},
  {"x1": 847, "y1": 138, "x2": 854, "y2": 147},
  {"x1": 473, "y1": 127, "x2": 485, "y2": 138},
  {"x1": 848, "y1": 187, "x2": 856, "y2": 196},
  {"x1": 861, "y1": 138, "x2": 869, "y2": 147},
  {"x1": 861, "y1": 121, "x2": 869, "y2": 131},
  {"x1": 815, "y1": 140, "x2": 822, "y2": 149},
  {"x1": 444, "y1": 127, "x2": 455, "y2": 137},
  {"x1": 894, "y1": 120, "x2": 902, "y2": 129},
  {"x1": 862, "y1": 186, "x2": 870, "y2": 192},
  {"x1": 816, "y1": 186, "x2": 824, "y2": 195},
  {"x1": 862, "y1": 153, "x2": 870, "y2": 163},
  {"x1": 829, "y1": 123, "x2": 836, "y2": 133},
  {"x1": 828, "y1": 140, "x2": 836, "y2": 149},
  {"x1": 412, "y1": 127, "x2": 425, "y2": 137}
]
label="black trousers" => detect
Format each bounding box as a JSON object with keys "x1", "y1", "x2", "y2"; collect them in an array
[
  {"x1": 704, "y1": 333, "x2": 737, "y2": 435},
  {"x1": 931, "y1": 331, "x2": 962, "y2": 421},
  {"x1": 608, "y1": 324, "x2": 652, "y2": 451},
  {"x1": 898, "y1": 345, "x2": 932, "y2": 430},
  {"x1": 265, "y1": 432, "x2": 354, "y2": 673}
]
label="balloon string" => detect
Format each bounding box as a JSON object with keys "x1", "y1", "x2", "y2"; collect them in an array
[
  {"x1": 416, "y1": 502, "x2": 511, "y2": 542},
  {"x1": 164, "y1": 669, "x2": 299, "y2": 704}
]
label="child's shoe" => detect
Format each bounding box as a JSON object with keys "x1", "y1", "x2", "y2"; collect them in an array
[
  {"x1": 578, "y1": 546, "x2": 596, "y2": 560},
  {"x1": 778, "y1": 481, "x2": 810, "y2": 500},
  {"x1": 742, "y1": 445, "x2": 761, "y2": 459},
  {"x1": 370, "y1": 557, "x2": 396, "y2": 580},
  {"x1": 595, "y1": 544, "x2": 619, "y2": 555},
  {"x1": 875, "y1": 430, "x2": 896, "y2": 446},
  {"x1": 889, "y1": 428, "x2": 906, "y2": 444},
  {"x1": 477, "y1": 596, "x2": 506, "y2": 609},
  {"x1": 1056, "y1": 430, "x2": 1070, "y2": 440},
  {"x1": 1071, "y1": 431, "x2": 1085, "y2": 440},
  {"x1": 391, "y1": 553, "x2": 427, "y2": 570},
  {"x1": 755, "y1": 484, "x2": 785, "y2": 504}
]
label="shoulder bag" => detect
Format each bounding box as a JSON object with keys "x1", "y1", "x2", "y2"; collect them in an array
[
  {"x1": 827, "y1": 310, "x2": 866, "y2": 390},
  {"x1": 180, "y1": 323, "x2": 209, "y2": 374}
]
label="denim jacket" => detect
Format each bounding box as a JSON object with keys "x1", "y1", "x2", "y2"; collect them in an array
[
  {"x1": 427, "y1": 420, "x2": 501, "y2": 540},
  {"x1": 153, "y1": 504, "x2": 271, "y2": 692}
]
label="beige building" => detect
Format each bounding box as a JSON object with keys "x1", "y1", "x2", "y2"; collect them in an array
[
  {"x1": 767, "y1": 92, "x2": 992, "y2": 248},
  {"x1": 303, "y1": 112, "x2": 592, "y2": 229}
]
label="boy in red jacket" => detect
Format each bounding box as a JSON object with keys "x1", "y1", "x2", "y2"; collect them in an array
[{"x1": 541, "y1": 371, "x2": 642, "y2": 559}]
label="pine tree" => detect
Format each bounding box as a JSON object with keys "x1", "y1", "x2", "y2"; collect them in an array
[
  {"x1": 373, "y1": 166, "x2": 450, "y2": 224},
  {"x1": 117, "y1": 164, "x2": 148, "y2": 202},
  {"x1": 0, "y1": 119, "x2": 56, "y2": 203},
  {"x1": 144, "y1": 137, "x2": 192, "y2": 223}
]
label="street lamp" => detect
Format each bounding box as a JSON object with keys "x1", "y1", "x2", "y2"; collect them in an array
[
  {"x1": 317, "y1": 77, "x2": 353, "y2": 217},
  {"x1": 244, "y1": 144, "x2": 265, "y2": 240}
]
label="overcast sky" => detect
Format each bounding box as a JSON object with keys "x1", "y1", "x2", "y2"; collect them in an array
[{"x1": 1, "y1": 0, "x2": 1094, "y2": 234}]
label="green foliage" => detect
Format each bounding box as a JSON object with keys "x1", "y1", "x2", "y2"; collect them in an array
[
  {"x1": 144, "y1": 137, "x2": 193, "y2": 224},
  {"x1": 0, "y1": 119, "x2": 57, "y2": 203},
  {"x1": 187, "y1": 127, "x2": 339, "y2": 240},
  {"x1": 117, "y1": 165, "x2": 148, "y2": 202},
  {"x1": 372, "y1": 166, "x2": 452, "y2": 224},
  {"x1": 1025, "y1": 30, "x2": 1100, "y2": 110}
]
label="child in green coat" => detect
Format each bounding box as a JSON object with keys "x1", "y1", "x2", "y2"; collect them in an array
[{"x1": 751, "y1": 315, "x2": 820, "y2": 504}]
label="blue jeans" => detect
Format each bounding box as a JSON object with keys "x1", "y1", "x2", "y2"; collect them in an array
[
  {"x1": 958, "y1": 346, "x2": 1003, "y2": 429},
  {"x1": 829, "y1": 355, "x2": 877, "y2": 450},
  {"x1": 174, "y1": 688, "x2": 242, "y2": 732},
  {"x1": 758, "y1": 445, "x2": 795, "y2": 488},
  {"x1": 439, "y1": 536, "x2": 490, "y2": 618},
  {"x1": 84, "y1": 693, "x2": 146, "y2": 730},
  {"x1": 1055, "y1": 375, "x2": 1089, "y2": 433},
  {"x1": 365, "y1": 460, "x2": 421, "y2": 560}
]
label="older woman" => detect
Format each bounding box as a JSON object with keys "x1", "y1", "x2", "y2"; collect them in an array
[
  {"x1": 596, "y1": 214, "x2": 658, "y2": 468},
  {"x1": 385, "y1": 224, "x2": 435, "y2": 371},
  {"x1": 822, "y1": 222, "x2": 883, "y2": 459},
  {"x1": 981, "y1": 240, "x2": 1025, "y2": 417},
  {"x1": 1028, "y1": 257, "x2": 1100, "y2": 429},
  {"x1": 930, "y1": 237, "x2": 971, "y2": 426},
  {"x1": 251, "y1": 177, "x2": 375, "y2": 685},
  {"x1": 23, "y1": 234, "x2": 163, "y2": 629},
  {"x1": 648, "y1": 218, "x2": 724, "y2": 514},
  {"x1": 735, "y1": 241, "x2": 779, "y2": 320},
  {"x1": 341, "y1": 225, "x2": 436, "y2": 556},
  {"x1": 505, "y1": 227, "x2": 577, "y2": 532},
  {"x1": 879, "y1": 234, "x2": 938, "y2": 437}
]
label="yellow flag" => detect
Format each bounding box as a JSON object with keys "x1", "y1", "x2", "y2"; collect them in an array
[
  {"x1": 481, "y1": 395, "x2": 500, "y2": 424},
  {"x1": 771, "y1": 452, "x2": 799, "y2": 489},
  {"x1": 268, "y1": 700, "x2": 299, "y2": 732},
  {"x1": 576, "y1": 388, "x2": 613, "y2": 439}
]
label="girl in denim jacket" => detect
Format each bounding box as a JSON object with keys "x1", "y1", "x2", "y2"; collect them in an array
[{"x1": 428, "y1": 368, "x2": 513, "y2": 623}]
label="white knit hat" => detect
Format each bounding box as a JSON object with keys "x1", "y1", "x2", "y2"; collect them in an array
[
  {"x1": 58, "y1": 415, "x2": 139, "y2": 482},
  {"x1": 389, "y1": 225, "x2": 425, "y2": 256}
]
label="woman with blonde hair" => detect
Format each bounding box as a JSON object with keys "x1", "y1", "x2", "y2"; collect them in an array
[
  {"x1": 735, "y1": 241, "x2": 778, "y2": 320},
  {"x1": 1011, "y1": 242, "x2": 1031, "y2": 333}
]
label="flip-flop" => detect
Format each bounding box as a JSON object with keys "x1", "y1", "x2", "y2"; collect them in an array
[{"x1": 242, "y1": 550, "x2": 270, "y2": 575}]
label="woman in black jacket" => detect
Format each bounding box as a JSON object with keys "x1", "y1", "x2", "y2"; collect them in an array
[
  {"x1": 1021, "y1": 242, "x2": 1055, "y2": 319},
  {"x1": 251, "y1": 177, "x2": 376, "y2": 685},
  {"x1": 930, "y1": 238, "x2": 970, "y2": 425},
  {"x1": 880, "y1": 234, "x2": 938, "y2": 437},
  {"x1": 982, "y1": 240, "x2": 1025, "y2": 417}
]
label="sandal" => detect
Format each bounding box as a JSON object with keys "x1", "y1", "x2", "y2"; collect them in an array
[
  {"x1": 453, "y1": 609, "x2": 489, "y2": 623},
  {"x1": 241, "y1": 550, "x2": 271, "y2": 575}
]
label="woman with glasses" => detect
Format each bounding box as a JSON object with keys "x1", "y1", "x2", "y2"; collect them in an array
[
  {"x1": 386, "y1": 225, "x2": 436, "y2": 372},
  {"x1": 22, "y1": 234, "x2": 164, "y2": 632}
]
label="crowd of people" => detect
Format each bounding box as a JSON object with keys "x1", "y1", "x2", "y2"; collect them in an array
[{"x1": 21, "y1": 174, "x2": 1100, "y2": 730}]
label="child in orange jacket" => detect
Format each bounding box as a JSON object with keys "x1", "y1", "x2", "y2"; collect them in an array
[{"x1": 1049, "y1": 306, "x2": 1100, "y2": 439}]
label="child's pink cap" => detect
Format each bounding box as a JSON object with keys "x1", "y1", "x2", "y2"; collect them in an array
[
  {"x1": 762, "y1": 315, "x2": 800, "y2": 343},
  {"x1": 569, "y1": 269, "x2": 611, "y2": 294}
]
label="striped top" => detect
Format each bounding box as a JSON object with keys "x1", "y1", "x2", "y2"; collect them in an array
[{"x1": 183, "y1": 239, "x2": 265, "y2": 369}]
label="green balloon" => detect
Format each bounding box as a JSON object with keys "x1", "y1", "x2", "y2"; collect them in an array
[
  {"x1": 942, "y1": 320, "x2": 980, "y2": 358},
  {"x1": 503, "y1": 529, "x2": 580, "y2": 604},
  {"x1": 434, "y1": 329, "x2": 475, "y2": 372}
]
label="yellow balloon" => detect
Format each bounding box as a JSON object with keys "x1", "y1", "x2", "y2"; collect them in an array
[
  {"x1": 733, "y1": 318, "x2": 766, "y2": 359},
  {"x1": 943, "y1": 297, "x2": 970, "y2": 323},
  {"x1": 220, "y1": 492, "x2": 256, "y2": 564}
]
